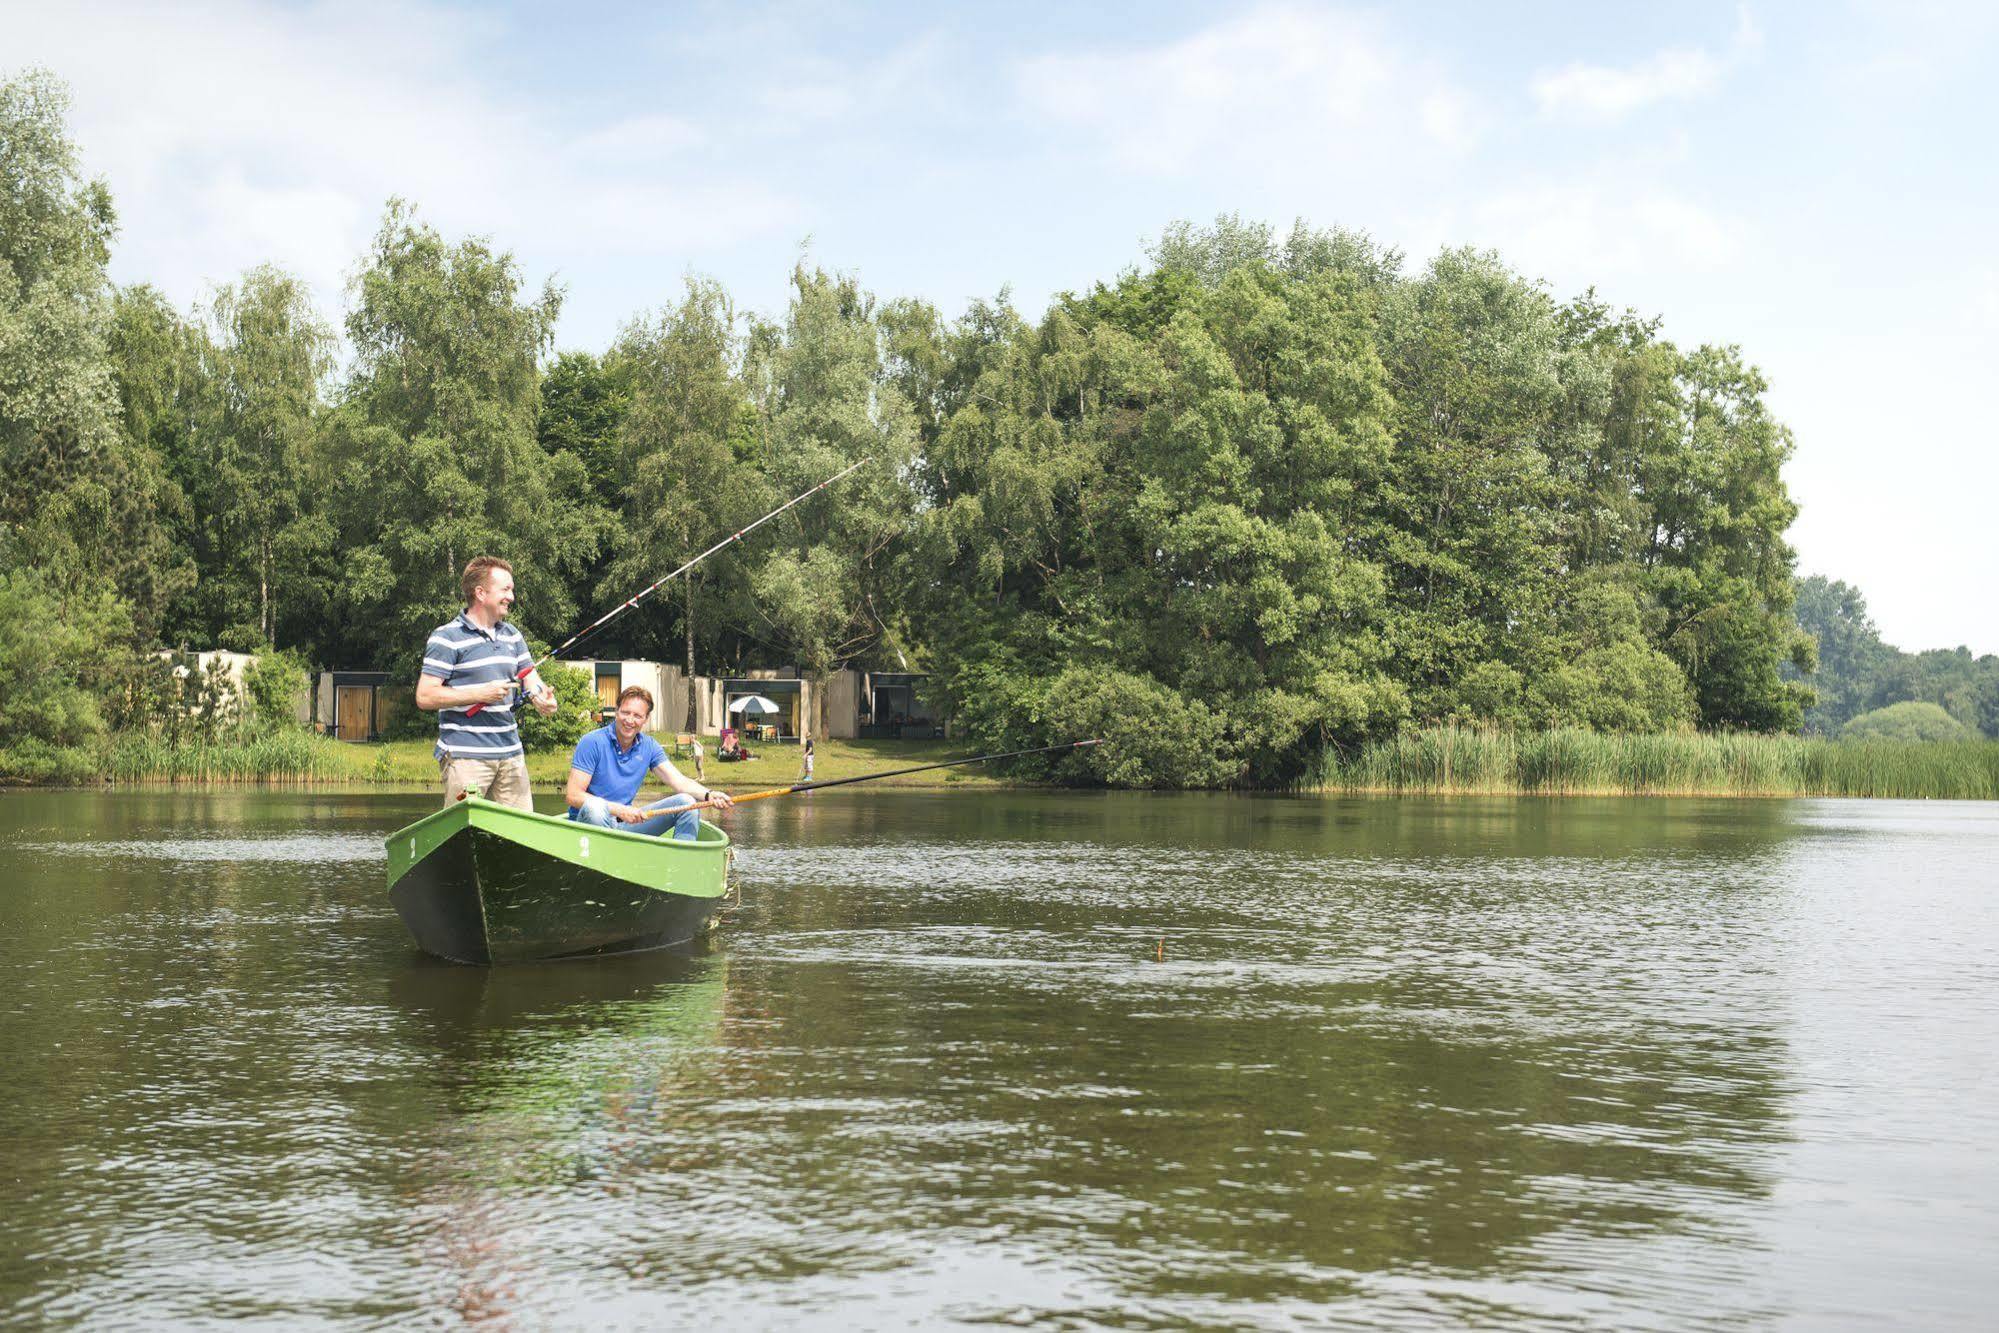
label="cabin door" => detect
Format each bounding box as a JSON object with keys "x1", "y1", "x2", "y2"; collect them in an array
[{"x1": 336, "y1": 686, "x2": 372, "y2": 742}]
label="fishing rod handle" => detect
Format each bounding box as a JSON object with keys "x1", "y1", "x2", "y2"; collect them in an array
[{"x1": 463, "y1": 665, "x2": 538, "y2": 718}]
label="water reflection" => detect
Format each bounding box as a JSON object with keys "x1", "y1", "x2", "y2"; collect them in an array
[{"x1": 2, "y1": 790, "x2": 1995, "y2": 1327}]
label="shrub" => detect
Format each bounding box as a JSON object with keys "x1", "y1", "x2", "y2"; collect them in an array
[
  {"x1": 516, "y1": 662, "x2": 597, "y2": 752},
  {"x1": 0, "y1": 571, "x2": 134, "y2": 747},
  {"x1": 240, "y1": 648, "x2": 310, "y2": 732},
  {"x1": 1033, "y1": 666, "x2": 1239, "y2": 788},
  {"x1": 1841, "y1": 701, "x2": 1970, "y2": 744}
]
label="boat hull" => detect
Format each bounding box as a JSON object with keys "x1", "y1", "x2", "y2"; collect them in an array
[{"x1": 385, "y1": 797, "x2": 732, "y2": 965}]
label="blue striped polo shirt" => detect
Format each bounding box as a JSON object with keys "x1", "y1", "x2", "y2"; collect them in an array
[{"x1": 422, "y1": 612, "x2": 533, "y2": 760}]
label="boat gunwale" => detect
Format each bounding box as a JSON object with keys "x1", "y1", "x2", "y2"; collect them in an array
[
  {"x1": 384, "y1": 794, "x2": 730, "y2": 894},
  {"x1": 386, "y1": 794, "x2": 732, "y2": 854}
]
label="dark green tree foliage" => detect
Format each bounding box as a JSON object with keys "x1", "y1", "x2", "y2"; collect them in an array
[
  {"x1": 739, "y1": 264, "x2": 919, "y2": 684},
  {"x1": 1375, "y1": 249, "x2": 1568, "y2": 722},
  {"x1": 605, "y1": 279, "x2": 762, "y2": 685},
  {"x1": 4, "y1": 69, "x2": 1853, "y2": 786},
  {"x1": 107, "y1": 285, "x2": 212, "y2": 643},
  {"x1": 539, "y1": 349, "x2": 630, "y2": 507},
  {"x1": 0, "y1": 71, "x2": 189, "y2": 643},
  {"x1": 206, "y1": 267, "x2": 332, "y2": 647},
  {"x1": 514, "y1": 660, "x2": 597, "y2": 751},
  {"x1": 0, "y1": 569, "x2": 132, "y2": 746},
  {"x1": 913, "y1": 251, "x2": 1408, "y2": 787},
  {"x1": 319, "y1": 200, "x2": 609, "y2": 668},
  {"x1": 1636, "y1": 345, "x2": 1814, "y2": 729}
]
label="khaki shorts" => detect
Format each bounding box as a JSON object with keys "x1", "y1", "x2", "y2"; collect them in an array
[{"x1": 440, "y1": 754, "x2": 534, "y2": 810}]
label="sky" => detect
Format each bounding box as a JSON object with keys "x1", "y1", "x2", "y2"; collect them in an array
[{"x1": 9, "y1": 0, "x2": 1996, "y2": 653}]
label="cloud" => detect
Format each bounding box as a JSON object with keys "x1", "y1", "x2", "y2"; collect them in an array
[
  {"x1": 1015, "y1": 4, "x2": 1477, "y2": 175},
  {"x1": 5, "y1": 0, "x2": 795, "y2": 333},
  {"x1": 1417, "y1": 183, "x2": 1749, "y2": 288},
  {"x1": 1532, "y1": 6, "x2": 1761, "y2": 121},
  {"x1": 572, "y1": 115, "x2": 707, "y2": 164}
]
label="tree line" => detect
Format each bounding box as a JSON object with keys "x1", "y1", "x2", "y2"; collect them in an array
[
  {"x1": 1793, "y1": 575, "x2": 1999, "y2": 740},
  {"x1": 5, "y1": 69, "x2": 1832, "y2": 785}
]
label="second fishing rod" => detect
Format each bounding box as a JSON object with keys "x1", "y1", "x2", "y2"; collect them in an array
[{"x1": 469, "y1": 458, "x2": 870, "y2": 716}]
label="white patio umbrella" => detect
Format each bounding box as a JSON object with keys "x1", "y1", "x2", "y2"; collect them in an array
[{"x1": 728, "y1": 695, "x2": 780, "y2": 716}]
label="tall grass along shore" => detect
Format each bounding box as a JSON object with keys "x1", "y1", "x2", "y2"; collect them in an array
[
  {"x1": 1309, "y1": 727, "x2": 1999, "y2": 799},
  {"x1": 0, "y1": 735, "x2": 1008, "y2": 792},
  {"x1": 6, "y1": 727, "x2": 1998, "y2": 799}
]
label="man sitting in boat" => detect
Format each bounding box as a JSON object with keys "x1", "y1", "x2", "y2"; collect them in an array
[
  {"x1": 415, "y1": 555, "x2": 559, "y2": 810},
  {"x1": 565, "y1": 685, "x2": 733, "y2": 839}
]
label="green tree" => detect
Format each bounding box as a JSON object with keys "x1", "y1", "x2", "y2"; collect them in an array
[
  {"x1": 539, "y1": 349, "x2": 631, "y2": 507},
  {"x1": 0, "y1": 568, "x2": 132, "y2": 746},
  {"x1": 320, "y1": 199, "x2": 609, "y2": 669},
  {"x1": 197, "y1": 266, "x2": 334, "y2": 647},
  {"x1": 738, "y1": 264, "x2": 921, "y2": 721},
  {"x1": 1638, "y1": 345, "x2": 1814, "y2": 729},
  {"x1": 1373, "y1": 248, "x2": 1567, "y2": 721},
  {"x1": 1793, "y1": 574, "x2": 1889, "y2": 732},
  {"x1": 107, "y1": 285, "x2": 213, "y2": 644},
  {"x1": 606, "y1": 279, "x2": 764, "y2": 722},
  {"x1": 0, "y1": 70, "x2": 188, "y2": 643},
  {"x1": 515, "y1": 660, "x2": 597, "y2": 751},
  {"x1": 916, "y1": 250, "x2": 1407, "y2": 785}
]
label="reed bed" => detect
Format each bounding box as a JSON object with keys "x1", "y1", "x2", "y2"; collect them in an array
[
  {"x1": 99, "y1": 730, "x2": 346, "y2": 784},
  {"x1": 1309, "y1": 727, "x2": 1999, "y2": 799}
]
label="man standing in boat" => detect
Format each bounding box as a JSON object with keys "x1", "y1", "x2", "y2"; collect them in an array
[
  {"x1": 415, "y1": 556, "x2": 559, "y2": 809},
  {"x1": 564, "y1": 685, "x2": 732, "y2": 839}
]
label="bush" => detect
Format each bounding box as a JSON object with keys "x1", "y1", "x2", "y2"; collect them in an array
[
  {"x1": 0, "y1": 571, "x2": 134, "y2": 747},
  {"x1": 1033, "y1": 667, "x2": 1239, "y2": 788},
  {"x1": 516, "y1": 662, "x2": 597, "y2": 752},
  {"x1": 1841, "y1": 701, "x2": 1970, "y2": 744},
  {"x1": 240, "y1": 648, "x2": 309, "y2": 732},
  {"x1": 0, "y1": 739, "x2": 103, "y2": 784}
]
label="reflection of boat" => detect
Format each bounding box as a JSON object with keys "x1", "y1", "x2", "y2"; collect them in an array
[
  {"x1": 384, "y1": 795, "x2": 732, "y2": 964},
  {"x1": 386, "y1": 950, "x2": 734, "y2": 1207},
  {"x1": 388, "y1": 946, "x2": 723, "y2": 1032}
]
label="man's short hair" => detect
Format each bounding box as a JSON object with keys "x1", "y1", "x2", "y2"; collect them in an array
[
  {"x1": 617, "y1": 685, "x2": 655, "y2": 715},
  {"x1": 461, "y1": 556, "x2": 513, "y2": 606}
]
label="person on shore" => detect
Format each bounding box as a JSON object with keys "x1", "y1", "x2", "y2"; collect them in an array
[
  {"x1": 565, "y1": 686, "x2": 732, "y2": 839},
  {"x1": 799, "y1": 737, "x2": 815, "y2": 782},
  {"x1": 415, "y1": 556, "x2": 558, "y2": 809},
  {"x1": 689, "y1": 736, "x2": 705, "y2": 781}
]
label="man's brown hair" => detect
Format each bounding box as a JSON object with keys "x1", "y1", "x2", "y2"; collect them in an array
[
  {"x1": 617, "y1": 685, "x2": 655, "y2": 715},
  {"x1": 461, "y1": 556, "x2": 513, "y2": 606}
]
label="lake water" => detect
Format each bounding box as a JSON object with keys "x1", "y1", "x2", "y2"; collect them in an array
[{"x1": 2, "y1": 790, "x2": 1995, "y2": 1328}]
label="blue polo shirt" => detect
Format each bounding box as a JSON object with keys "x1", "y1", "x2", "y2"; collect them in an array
[
  {"x1": 568, "y1": 725, "x2": 671, "y2": 806},
  {"x1": 421, "y1": 612, "x2": 534, "y2": 760}
]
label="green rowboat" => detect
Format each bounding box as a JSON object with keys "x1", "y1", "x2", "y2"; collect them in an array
[{"x1": 385, "y1": 796, "x2": 733, "y2": 965}]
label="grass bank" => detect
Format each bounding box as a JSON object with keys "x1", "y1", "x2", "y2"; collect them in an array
[
  {"x1": 1, "y1": 732, "x2": 1008, "y2": 792},
  {"x1": 1307, "y1": 726, "x2": 1999, "y2": 799}
]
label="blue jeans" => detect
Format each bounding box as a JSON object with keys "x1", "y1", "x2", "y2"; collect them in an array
[{"x1": 568, "y1": 793, "x2": 700, "y2": 841}]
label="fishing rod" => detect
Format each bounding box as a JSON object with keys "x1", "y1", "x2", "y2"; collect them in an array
[
  {"x1": 468, "y1": 458, "x2": 870, "y2": 716},
  {"x1": 683, "y1": 738, "x2": 1105, "y2": 812}
]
